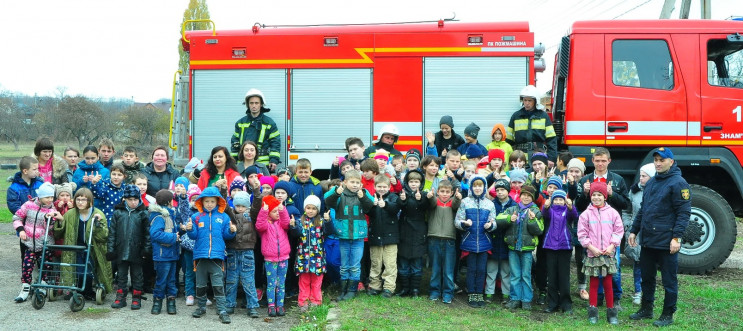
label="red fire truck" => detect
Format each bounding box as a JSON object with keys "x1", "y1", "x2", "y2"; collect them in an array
[{"x1": 172, "y1": 19, "x2": 741, "y2": 274}]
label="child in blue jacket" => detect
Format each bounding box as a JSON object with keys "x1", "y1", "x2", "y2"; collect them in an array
[
  {"x1": 186, "y1": 186, "x2": 236, "y2": 324},
  {"x1": 455, "y1": 175, "x2": 497, "y2": 308},
  {"x1": 149, "y1": 189, "x2": 179, "y2": 315}
]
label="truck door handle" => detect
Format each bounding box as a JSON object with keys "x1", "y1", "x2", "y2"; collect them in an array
[
  {"x1": 607, "y1": 122, "x2": 628, "y2": 132},
  {"x1": 703, "y1": 125, "x2": 722, "y2": 132}
]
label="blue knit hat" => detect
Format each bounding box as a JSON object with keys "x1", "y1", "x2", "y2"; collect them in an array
[
  {"x1": 230, "y1": 177, "x2": 245, "y2": 192},
  {"x1": 551, "y1": 189, "x2": 567, "y2": 202},
  {"x1": 546, "y1": 176, "x2": 563, "y2": 190},
  {"x1": 232, "y1": 191, "x2": 251, "y2": 208},
  {"x1": 509, "y1": 168, "x2": 528, "y2": 184},
  {"x1": 122, "y1": 184, "x2": 140, "y2": 199},
  {"x1": 175, "y1": 176, "x2": 190, "y2": 189},
  {"x1": 274, "y1": 180, "x2": 293, "y2": 195}
]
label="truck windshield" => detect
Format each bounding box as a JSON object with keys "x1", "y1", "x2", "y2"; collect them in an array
[{"x1": 708, "y1": 39, "x2": 743, "y2": 89}]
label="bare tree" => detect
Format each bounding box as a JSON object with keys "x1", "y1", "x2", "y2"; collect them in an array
[{"x1": 54, "y1": 96, "x2": 106, "y2": 149}]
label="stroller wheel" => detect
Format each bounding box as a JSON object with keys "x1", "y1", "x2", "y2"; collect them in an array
[
  {"x1": 48, "y1": 288, "x2": 57, "y2": 302},
  {"x1": 32, "y1": 289, "x2": 46, "y2": 310},
  {"x1": 95, "y1": 287, "x2": 105, "y2": 305},
  {"x1": 70, "y1": 292, "x2": 85, "y2": 312}
]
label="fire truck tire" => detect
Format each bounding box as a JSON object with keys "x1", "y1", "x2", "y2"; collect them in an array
[{"x1": 678, "y1": 185, "x2": 737, "y2": 275}]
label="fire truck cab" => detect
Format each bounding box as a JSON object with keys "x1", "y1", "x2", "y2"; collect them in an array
[{"x1": 551, "y1": 20, "x2": 743, "y2": 274}]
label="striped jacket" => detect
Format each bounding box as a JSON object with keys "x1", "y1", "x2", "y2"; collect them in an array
[
  {"x1": 230, "y1": 112, "x2": 281, "y2": 165},
  {"x1": 506, "y1": 107, "x2": 557, "y2": 162}
]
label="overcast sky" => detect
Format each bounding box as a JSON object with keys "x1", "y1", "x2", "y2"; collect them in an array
[{"x1": 0, "y1": 0, "x2": 739, "y2": 102}]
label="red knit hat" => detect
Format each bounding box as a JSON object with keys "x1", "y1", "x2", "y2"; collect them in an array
[
  {"x1": 488, "y1": 149, "x2": 505, "y2": 162},
  {"x1": 590, "y1": 181, "x2": 608, "y2": 199},
  {"x1": 263, "y1": 195, "x2": 281, "y2": 211}
]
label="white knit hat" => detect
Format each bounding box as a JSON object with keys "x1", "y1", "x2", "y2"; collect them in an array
[
  {"x1": 640, "y1": 163, "x2": 656, "y2": 178},
  {"x1": 36, "y1": 182, "x2": 56, "y2": 199},
  {"x1": 304, "y1": 195, "x2": 321, "y2": 211}
]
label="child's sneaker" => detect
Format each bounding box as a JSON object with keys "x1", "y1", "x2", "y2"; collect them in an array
[
  {"x1": 442, "y1": 297, "x2": 452, "y2": 304},
  {"x1": 186, "y1": 295, "x2": 194, "y2": 306},
  {"x1": 632, "y1": 292, "x2": 642, "y2": 305},
  {"x1": 484, "y1": 294, "x2": 493, "y2": 303},
  {"x1": 357, "y1": 282, "x2": 366, "y2": 292},
  {"x1": 206, "y1": 298, "x2": 213, "y2": 306},
  {"x1": 14, "y1": 283, "x2": 30, "y2": 303},
  {"x1": 268, "y1": 306, "x2": 277, "y2": 317}
]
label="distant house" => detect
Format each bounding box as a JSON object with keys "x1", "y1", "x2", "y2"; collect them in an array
[{"x1": 132, "y1": 102, "x2": 170, "y2": 112}]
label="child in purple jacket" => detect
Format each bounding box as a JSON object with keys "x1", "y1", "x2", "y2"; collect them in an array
[{"x1": 541, "y1": 189, "x2": 578, "y2": 314}]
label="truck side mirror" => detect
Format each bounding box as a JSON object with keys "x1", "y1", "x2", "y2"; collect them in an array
[{"x1": 727, "y1": 33, "x2": 743, "y2": 43}]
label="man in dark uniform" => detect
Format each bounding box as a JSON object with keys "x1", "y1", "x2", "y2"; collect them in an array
[
  {"x1": 506, "y1": 85, "x2": 558, "y2": 166},
  {"x1": 230, "y1": 89, "x2": 281, "y2": 172},
  {"x1": 628, "y1": 147, "x2": 691, "y2": 327}
]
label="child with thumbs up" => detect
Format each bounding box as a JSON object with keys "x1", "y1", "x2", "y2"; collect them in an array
[
  {"x1": 396, "y1": 169, "x2": 428, "y2": 298},
  {"x1": 255, "y1": 195, "x2": 291, "y2": 318},
  {"x1": 366, "y1": 175, "x2": 401, "y2": 298},
  {"x1": 495, "y1": 185, "x2": 544, "y2": 311},
  {"x1": 72, "y1": 145, "x2": 110, "y2": 191}
]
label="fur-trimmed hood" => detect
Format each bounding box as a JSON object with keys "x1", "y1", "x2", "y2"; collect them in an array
[{"x1": 32, "y1": 152, "x2": 69, "y2": 183}]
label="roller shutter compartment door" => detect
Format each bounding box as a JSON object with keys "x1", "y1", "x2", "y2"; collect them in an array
[
  {"x1": 423, "y1": 57, "x2": 528, "y2": 140},
  {"x1": 291, "y1": 69, "x2": 372, "y2": 150},
  {"x1": 191, "y1": 69, "x2": 287, "y2": 162}
]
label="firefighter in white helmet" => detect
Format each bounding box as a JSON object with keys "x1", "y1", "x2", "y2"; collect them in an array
[
  {"x1": 364, "y1": 124, "x2": 402, "y2": 158},
  {"x1": 506, "y1": 85, "x2": 558, "y2": 165},
  {"x1": 230, "y1": 88, "x2": 281, "y2": 171}
]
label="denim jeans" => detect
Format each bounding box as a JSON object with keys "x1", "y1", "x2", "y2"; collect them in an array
[
  {"x1": 154, "y1": 260, "x2": 177, "y2": 299},
  {"x1": 265, "y1": 260, "x2": 288, "y2": 307},
  {"x1": 428, "y1": 238, "x2": 456, "y2": 301},
  {"x1": 398, "y1": 257, "x2": 423, "y2": 277},
  {"x1": 509, "y1": 250, "x2": 534, "y2": 303},
  {"x1": 465, "y1": 252, "x2": 488, "y2": 294},
  {"x1": 339, "y1": 239, "x2": 364, "y2": 281},
  {"x1": 598, "y1": 247, "x2": 623, "y2": 299},
  {"x1": 180, "y1": 250, "x2": 195, "y2": 297},
  {"x1": 633, "y1": 261, "x2": 642, "y2": 293},
  {"x1": 225, "y1": 249, "x2": 259, "y2": 309}
]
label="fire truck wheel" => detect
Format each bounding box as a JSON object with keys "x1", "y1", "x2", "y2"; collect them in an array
[{"x1": 678, "y1": 184, "x2": 737, "y2": 275}]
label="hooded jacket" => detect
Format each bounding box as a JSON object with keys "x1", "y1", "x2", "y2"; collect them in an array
[
  {"x1": 542, "y1": 202, "x2": 578, "y2": 251},
  {"x1": 484, "y1": 123, "x2": 514, "y2": 169},
  {"x1": 13, "y1": 198, "x2": 57, "y2": 252},
  {"x1": 325, "y1": 186, "x2": 374, "y2": 240},
  {"x1": 255, "y1": 206, "x2": 291, "y2": 262},
  {"x1": 367, "y1": 190, "x2": 401, "y2": 247},
  {"x1": 7, "y1": 171, "x2": 45, "y2": 215},
  {"x1": 495, "y1": 201, "x2": 544, "y2": 252},
  {"x1": 630, "y1": 163, "x2": 690, "y2": 250},
  {"x1": 230, "y1": 112, "x2": 281, "y2": 165},
  {"x1": 578, "y1": 203, "x2": 624, "y2": 257},
  {"x1": 455, "y1": 176, "x2": 498, "y2": 253},
  {"x1": 142, "y1": 162, "x2": 180, "y2": 197},
  {"x1": 149, "y1": 203, "x2": 179, "y2": 262},
  {"x1": 187, "y1": 187, "x2": 236, "y2": 260},
  {"x1": 398, "y1": 169, "x2": 429, "y2": 258},
  {"x1": 72, "y1": 160, "x2": 111, "y2": 191},
  {"x1": 108, "y1": 198, "x2": 150, "y2": 262},
  {"x1": 506, "y1": 107, "x2": 558, "y2": 162}
]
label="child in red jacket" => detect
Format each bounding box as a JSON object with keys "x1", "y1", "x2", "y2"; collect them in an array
[{"x1": 255, "y1": 195, "x2": 290, "y2": 317}]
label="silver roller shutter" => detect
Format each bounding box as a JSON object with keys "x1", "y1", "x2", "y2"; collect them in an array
[
  {"x1": 291, "y1": 69, "x2": 372, "y2": 150},
  {"x1": 192, "y1": 69, "x2": 287, "y2": 162},
  {"x1": 423, "y1": 57, "x2": 528, "y2": 143}
]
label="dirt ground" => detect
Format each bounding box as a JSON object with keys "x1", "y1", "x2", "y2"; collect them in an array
[{"x1": 0, "y1": 223, "x2": 299, "y2": 330}]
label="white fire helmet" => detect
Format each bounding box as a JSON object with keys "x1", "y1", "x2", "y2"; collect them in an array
[
  {"x1": 378, "y1": 124, "x2": 400, "y2": 143},
  {"x1": 519, "y1": 85, "x2": 544, "y2": 110},
  {"x1": 244, "y1": 88, "x2": 266, "y2": 106}
]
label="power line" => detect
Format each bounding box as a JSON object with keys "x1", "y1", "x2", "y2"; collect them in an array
[{"x1": 613, "y1": 0, "x2": 654, "y2": 19}]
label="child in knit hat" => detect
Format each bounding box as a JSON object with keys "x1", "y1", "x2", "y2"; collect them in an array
[
  {"x1": 260, "y1": 175, "x2": 276, "y2": 195},
  {"x1": 255, "y1": 195, "x2": 291, "y2": 317},
  {"x1": 224, "y1": 191, "x2": 260, "y2": 317},
  {"x1": 12, "y1": 182, "x2": 63, "y2": 302},
  {"x1": 508, "y1": 168, "x2": 528, "y2": 203},
  {"x1": 227, "y1": 176, "x2": 246, "y2": 208},
  {"x1": 456, "y1": 122, "x2": 488, "y2": 158},
  {"x1": 107, "y1": 184, "x2": 150, "y2": 310},
  {"x1": 577, "y1": 181, "x2": 624, "y2": 325},
  {"x1": 54, "y1": 182, "x2": 77, "y2": 216},
  {"x1": 291, "y1": 195, "x2": 334, "y2": 311},
  {"x1": 624, "y1": 163, "x2": 655, "y2": 305},
  {"x1": 541, "y1": 189, "x2": 578, "y2": 314}
]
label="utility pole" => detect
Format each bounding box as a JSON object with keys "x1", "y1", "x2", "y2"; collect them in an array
[
  {"x1": 660, "y1": 0, "x2": 675, "y2": 19},
  {"x1": 679, "y1": 0, "x2": 691, "y2": 19},
  {"x1": 701, "y1": 0, "x2": 711, "y2": 19}
]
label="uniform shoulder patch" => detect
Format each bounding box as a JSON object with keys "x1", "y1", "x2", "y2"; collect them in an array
[{"x1": 681, "y1": 188, "x2": 690, "y2": 200}]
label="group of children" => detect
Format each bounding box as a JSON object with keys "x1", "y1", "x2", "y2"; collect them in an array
[{"x1": 8, "y1": 128, "x2": 641, "y2": 326}]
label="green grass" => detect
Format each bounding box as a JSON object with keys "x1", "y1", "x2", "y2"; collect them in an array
[
  {"x1": 1, "y1": 168, "x2": 14, "y2": 223},
  {"x1": 332, "y1": 270, "x2": 743, "y2": 330},
  {"x1": 292, "y1": 303, "x2": 331, "y2": 331}
]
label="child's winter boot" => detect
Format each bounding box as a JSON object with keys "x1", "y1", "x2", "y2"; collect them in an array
[
  {"x1": 151, "y1": 298, "x2": 163, "y2": 314},
  {"x1": 111, "y1": 288, "x2": 127, "y2": 308},
  {"x1": 131, "y1": 290, "x2": 143, "y2": 310},
  {"x1": 587, "y1": 306, "x2": 599, "y2": 324},
  {"x1": 167, "y1": 297, "x2": 177, "y2": 314}
]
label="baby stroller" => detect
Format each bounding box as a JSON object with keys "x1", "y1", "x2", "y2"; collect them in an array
[{"x1": 31, "y1": 214, "x2": 106, "y2": 312}]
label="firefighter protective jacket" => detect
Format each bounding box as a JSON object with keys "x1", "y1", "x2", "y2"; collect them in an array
[
  {"x1": 231, "y1": 112, "x2": 281, "y2": 166},
  {"x1": 506, "y1": 107, "x2": 558, "y2": 162}
]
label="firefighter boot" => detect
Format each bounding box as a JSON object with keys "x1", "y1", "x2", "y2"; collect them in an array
[
  {"x1": 131, "y1": 290, "x2": 143, "y2": 310},
  {"x1": 111, "y1": 288, "x2": 127, "y2": 309}
]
